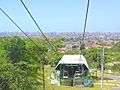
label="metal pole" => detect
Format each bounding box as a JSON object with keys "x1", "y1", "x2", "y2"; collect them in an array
[
  {"x1": 101, "y1": 47, "x2": 104, "y2": 88},
  {"x1": 42, "y1": 57, "x2": 45, "y2": 90}
]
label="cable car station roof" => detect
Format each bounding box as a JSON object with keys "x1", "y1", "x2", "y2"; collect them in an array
[{"x1": 55, "y1": 55, "x2": 89, "y2": 70}]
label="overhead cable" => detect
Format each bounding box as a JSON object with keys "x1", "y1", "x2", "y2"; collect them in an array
[
  {"x1": 20, "y1": 0, "x2": 57, "y2": 53},
  {"x1": 82, "y1": 0, "x2": 90, "y2": 42},
  {"x1": 0, "y1": 8, "x2": 41, "y2": 51},
  {"x1": 79, "y1": 0, "x2": 90, "y2": 52}
]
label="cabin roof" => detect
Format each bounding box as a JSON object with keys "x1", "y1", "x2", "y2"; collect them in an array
[{"x1": 55, "y1": 55, "x2": 89, "y2": 70}]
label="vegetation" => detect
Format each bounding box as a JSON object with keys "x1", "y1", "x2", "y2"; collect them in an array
[
  {"x1": 0, "y1": 36, "x2": 42, "y2": 89},
  {"x1": 0, "y1": 36, "x2": 64, "y2": 90},
  {"x1": 44, "y1": 67, "x2": 120, "y2": 90},
  {"x1": 0, "y1": 35, "x2": 120, "y2": 90}
]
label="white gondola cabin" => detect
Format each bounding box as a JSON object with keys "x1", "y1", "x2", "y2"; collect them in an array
[{"x1": 50, "y1": 55, "x2": 93, "y2": 87}]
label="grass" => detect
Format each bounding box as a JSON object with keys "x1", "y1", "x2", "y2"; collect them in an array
[
  {"x1": 44, "y1": 66, "x2": 120, "y2": 90},
  {"x1": 46, "y1": 85, "x2": 103, "y2": 90}
]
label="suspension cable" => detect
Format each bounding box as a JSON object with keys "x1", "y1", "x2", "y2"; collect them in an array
[
  {"x1": 20, "y1": 0, "x2": 57, "y2": 53},
  {"x1": 82, "y1": 0, "x2": 90, "y2": 41},
  {"x1": 0, "y1": 8, "x2": 40, "y2": 50},
  {"x1": 0, "y1": 8, "x2": 47, "y2": 90},
  {"x1": 20, "y1": 0, "x2": 65, "y2": 65},
  {"x1": 80, "y1": 0, "x2": 90, "y2": 51}
]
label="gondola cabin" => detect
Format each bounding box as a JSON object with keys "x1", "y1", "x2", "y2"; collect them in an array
[{"x1": 50, "y1": 55, "x2": 93, "y2": 87}]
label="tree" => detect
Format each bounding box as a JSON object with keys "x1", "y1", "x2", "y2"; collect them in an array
[
  {"x1": 112, "y1": 64, "x2": 120, "y2": 75},
  {"x1": 81, "y1": 48, "x2": 102, "y2": 69},
  {"x1": 111, "y1": 41, "x2": 120, "y2": 51},
  {"x1": 80, "y1": 42, "x2": 85, "y2": 51},
  {"x1": 3, "y1": 36, "x2": 26, "y2": 63},
  {"x1": 52, "y1": 37, "x2": 65, "y2": 48},
  {"x1": 0, "y1": 36, "x2": 43, "y2": 90}
]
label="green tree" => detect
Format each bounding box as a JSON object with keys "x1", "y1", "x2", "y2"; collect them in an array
[
  {"x1": 52, "y1": 37, "x2": 65, "y2": 48},
  {"x1": 3, "y1": 36, "x2": 26, "y2": 63},
  {"x1": 0, "y1": 36, "x2": 43, "y2": 90},
  {"x1": 80, "y1": 42, "x2": 85, "y2": 51},
  {"x1": 111, "y1": 41, "x2": 120, "y2": 51},
  {"x1": 112, "y1": 64, "x2": 120, "y2": 75}
]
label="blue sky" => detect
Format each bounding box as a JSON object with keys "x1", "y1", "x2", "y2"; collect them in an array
[{"x1": 0, "y1": 0, "x2": 120, "y2": 32}]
